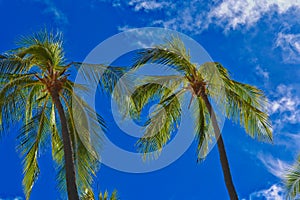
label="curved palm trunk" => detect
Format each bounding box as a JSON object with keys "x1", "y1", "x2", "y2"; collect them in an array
[
  {"x1": 52, "y1": 91, "x2": 80, "y2": 200},
  {"x1": 201, "y1": 94, "x2": 238, "y2": 200}
]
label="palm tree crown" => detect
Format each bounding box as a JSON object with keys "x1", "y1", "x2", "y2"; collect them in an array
[
  {"x1": 0, "y1": 31, "x2": 106, "y2": 199},
  {"x1": 130, "y1": 36, "x2": 272, "y2": 199}
]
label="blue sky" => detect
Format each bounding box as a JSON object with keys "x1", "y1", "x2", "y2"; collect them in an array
[{"x1": 0, "y1": 0, "x2": 300, "y2": 199}]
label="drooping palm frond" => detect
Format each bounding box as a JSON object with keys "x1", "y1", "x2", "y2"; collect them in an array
[
  {"x1": 0, "y1": 74, "x2": 40, "y2": 135},
  {"x1": 72, "y1": 62, "x2": 135, "y2": 118},
  {"x1": 72, "y1": 62, "x2": 127, "y2": 94},
  {"x1": 192, "y1": 97, "x2": 214, "y2": 161},
  {"x1": 135, "y1": 87, "x2": 184, "y2": 159},
  {"x1": 209, "y1": 63, "x2": 272, "y2": 140},
  {"x1": 58, "y1": 80, "x2": 104, "y2": 194},
  {"x1": 17, "y1": 96, "x2": 51, "y2": 200},
  {"x1": 285, "y1": 157, "x2": 300, "y2": 199}
]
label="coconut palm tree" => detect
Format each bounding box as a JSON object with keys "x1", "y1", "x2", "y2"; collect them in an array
[
  {"x1": 285, "y1": 156, "x2": 300, "y2": 199},
  {"x1": 130, "y1": 37, "x2": 272, "y2": 199},
  {"x1": 0, "y1": 31, "x2": 119, "y2": 199},
  {"x1": 81, "y1": 189, "x2": 119, "y2": 200}
]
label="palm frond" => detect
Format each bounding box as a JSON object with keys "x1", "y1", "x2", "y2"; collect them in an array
[
  {"x1": 136, "y1": 88, "x2": 184, "y2": 158},
  {"x1": 17, "y1": 96, "x2": 51, "y2": 200},
  {"x1": 0, "y1": 75, "x2": 41, "y2": 134},
  {"x1": 0, "y1": 54, "x2": 32, "y2": 74},
  {"x1": 60, "y1": 82, "x2": 103, "y2": 194},
  {"x1": 285, "y1": 158, "x2": 300, "y2": 199},
  {"x1": 192, "y1": 97, "x2": 215, "y2": 161},
  {"x1": 212, "y1": 63, "x2": 272, "y2": 141},
  {"x1": 15, "y1": 30, "x2": 65, "y2": 68},
  {"x1": 81, "y1": 189, "x2": 119, "y2": 200},
  {"x1": 132, "y1": 36, "x2": 196, "y2": 76}
]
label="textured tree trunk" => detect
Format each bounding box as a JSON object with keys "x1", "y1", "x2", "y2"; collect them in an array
[
  {"x1": 52, "y1": 91, "x2": 80, "y2": 200},
  {"x1": 201, "y1": 94, "x2": 239, "y2": 200}
]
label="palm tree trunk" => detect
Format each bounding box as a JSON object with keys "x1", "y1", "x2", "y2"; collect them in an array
[
  {"x1": 201, "y1": 94, "x2": 238, "y2": 200},
  {"x1": 52, "y1": 91, "x2": 80, "y2": 200}
]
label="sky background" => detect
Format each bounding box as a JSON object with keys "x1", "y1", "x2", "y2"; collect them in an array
[{"x1": 0, "y1": 0, "x2": 300, "y2": 199}]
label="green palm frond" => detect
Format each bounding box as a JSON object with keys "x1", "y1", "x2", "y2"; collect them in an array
[
  {"x1": 0, "y1": 54, "x2": 33, "y2": 74},
  {"x1": 0, "y1": 74, "x2": 40, "y2": 134},
  {"x1": 199, "y1": 62, "x2": 272, "y2": 140},
  {"x1": 213, "y1": 63, "x2": 272, "y2": 140},
  {"x1": 15, "y1": 30, "x2": 65, "y2": 67},
  {"x1": 192, "y1": 97, "x2": 214, "y2": 161},
  {"x1": 17, "y1": 96, "x2": 51, "y2": 200},
  {"x1": 99, "y1": 190, "x2": 119, "y2": 200},
  {"x1": 136, "y1": 88, "x2": 184, "y2": 158},
  {"x1": 133, "y1": 36, "x2": 196, "y2": 76},
  {"x1": 285, "y1": 158, "x2": 300, "y2": 199},
  {"x1": 72, "y1": 62, "x2": 127, "y2": 94},
  {"x1": 72, "y1": 62, "x2": 135, "y2": 119},
  {"x1": 129, "y1": 75, "x2": 183, "y2": 117},
  {"x1": 81, "y1": 189, "x2": 119, "y2": 200},
  {"x1": 130, "y1": 83, "x2": 168, "y2": 118},
  {"x1": 59, "y1": 81, "x2": 103, "y2": 194}
]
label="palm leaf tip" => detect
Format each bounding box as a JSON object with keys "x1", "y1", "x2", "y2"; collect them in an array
[{"x1": 285, "y1": 158, "x2": 300, "y2": 199}]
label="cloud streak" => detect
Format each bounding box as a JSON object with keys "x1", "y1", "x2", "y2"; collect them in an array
[
  {"x1": 31, "y1": 0, "x2": 68, "y2": 25},
  {"x1": 0, "y1": 197, "x2": 23, "y2": 200},
  {"x1": 258, "y1": 153, "x2": 290, "y2": 179},
  {"x1": 128, "y1": 0, "x2": 170, "y2": 12}
]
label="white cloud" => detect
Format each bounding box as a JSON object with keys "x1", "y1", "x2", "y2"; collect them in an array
[
  {"x1": 128, "y1": 0, "x2": 170, "y2": 12},
  {"x1": 275, "y1": 32, "x2": 300, "y2": 64},
  {"x1": 31, "y1": 0, "x2": 68, "y2": 25},
  {"x1": 249, "y1": 184, "x2": 285, "y2": 200},
  {"x1": 209, "y1": 0, "x2": 300, "y2": 31},
  {"x1": 269, "y1": 84, "x2": 300, "y2": 128},
  {"x1": 255, "y1": 65, "x2": 269, "y2": 80}
]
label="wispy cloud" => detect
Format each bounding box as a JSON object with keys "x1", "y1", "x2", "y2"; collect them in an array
[
  {"x1": 248, "y1": 184, "x2": 285, "y2": 200},
  {"x1": 258, "y1": 153, "x2": 290, "y2": 179},
  {"x1": 0, "y1": 196, "x2": 23, "y2": 200},
  {"x1": 101, "y1": 0, "x2": 300, "y2": 34},
  {"x1": 127, "y1": 0, "x2": 170, "y2": 12},
  {"x1": 31, "y1": 0, "x2": 68, "y2": 25},
  {"x1": 276, "y1": 132, "x2": 300, "y2": 153},
  {"x1": 255, "y1": 65, "x2": 269, "y2": 80},
  {"x1": 275, "y1": 32, "x2": 300, "y2": 64}
]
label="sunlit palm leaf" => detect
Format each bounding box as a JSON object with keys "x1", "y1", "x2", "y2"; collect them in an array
[
  {"x1": 133, "y1": 36, "x2": 196, "y2": 76},
  {"x1": 286, "y1": 158, "x2": 300, "y2": 199}
]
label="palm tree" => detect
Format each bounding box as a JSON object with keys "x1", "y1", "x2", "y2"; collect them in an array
[
  {"x1": 130, "y1": 37, "x2": 272, "y2": 199},
  {"x1": 81, "y1": 189, "x2": 119, "y2": 200},
  {"x1": 285, "y1": 155, "x2": 300, "y2": 199},
  {"x1": 0, "y1": 31, "x2": 117, "y2": 199}
]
